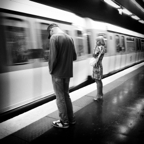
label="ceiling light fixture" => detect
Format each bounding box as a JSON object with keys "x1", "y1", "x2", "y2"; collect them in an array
[
  {"x1": 139, "y1": 20, "x2": 144, "y2": 24},
  {"x1": 104, "y1": 0, "x2": 144, "y2": 23},
  {"x1": 131, "y1": 15, "x2": 140, "y2": 20},
  {"x1": 117, "y1": 8, "x2": 123, "y2": 15},
  {"x1": 104, "y1": 0, "x2": 120, "y2": 9},
  {"x1": 122, "y1": 8, "x2": 133, "y2": 15}
]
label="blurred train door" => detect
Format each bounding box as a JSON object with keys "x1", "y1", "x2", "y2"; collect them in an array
[
  {"x1": 34, "y1": 20, "x2": 52, "y2": 99},
  {"x1": 0, "y1": 13, "x2": 8, "y2": 113},
  {"x1": 135, "y1": 38, "x2": 141, "y2": 63},
  {"x1": 141, "y1": 39, "x2": 144, "y2": 61},
  {"x1": 72, "y1": 27, "x2": 90, "y2": 86},
  {"x1": 119, "y1": 35, "x2": 126, "y2": 69},
  {"x1": 0, "y1": 13, "x2": 33, "y2": 112},
  {"x1": 115, "y1": 35, "x2": 122, "y2": 71},
  {"x1": 115, "y1": 35, "x2": 126, "y2": 70},
  {"x1": 125, "y1": 36, "x2": 135, "y2": 66}
]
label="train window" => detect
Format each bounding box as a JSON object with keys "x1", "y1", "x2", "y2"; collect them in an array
[
  {"x1": 86, "y1": 32, "x2": 91, "y2": 54},
  {"x1": 141, "y1": 39, "x2": 144, "y2": 51},
  {"x1": 136, "y1": 38, "x2": 141, "y2": 51},
  {"x1": 97, "y1": 33, "x2": 107, "y2": 53},
  {"x1": 64, "y1": 30, "x2": 70, "y2": 35},
  {"x1": 126, "y1": 37, "x2": 135, "y2": 52},
  {"x1": 77, "y1": 30, "x2": 83, "y2": 37},
  {"x1": 39, "y1": 23, "x2": 50, "y2": 61},
  {"x1": 3, "y1": 17, "x2": 29, "y2": 65},
  {"x1": 115, "y1": 35, "x2": 121, "y2": 52},
  {"x1": 75, "y1": 30, "x2": 85, "y2": 56},
  {"x1": 121, "y1": 36, "x2": 125, "y2": 52}
]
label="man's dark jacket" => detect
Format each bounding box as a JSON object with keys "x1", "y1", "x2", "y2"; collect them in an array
[{"x1": 49, "y1": 33, "x2": 77, "y2": 78}]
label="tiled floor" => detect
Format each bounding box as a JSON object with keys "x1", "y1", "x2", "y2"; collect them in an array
[{"x1": 1, "y1": 64, "x2": 144, "y2": 144}]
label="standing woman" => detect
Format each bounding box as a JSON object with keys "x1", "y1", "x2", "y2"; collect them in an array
[{"x1": 93, "y1": 36, "x2": 106, "y2": 101}]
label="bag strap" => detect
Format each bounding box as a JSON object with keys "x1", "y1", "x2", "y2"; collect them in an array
[{"x1": 94, "y1": 46, "x2": 104, "y2": 61}]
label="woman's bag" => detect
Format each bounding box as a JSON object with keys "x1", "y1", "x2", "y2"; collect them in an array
[
  {"x1": 90, "y1": 46, "x2": 104, "y2": 67},
  {"x1": 89, "y1": 57, "x2": 98, "y2": 67}
]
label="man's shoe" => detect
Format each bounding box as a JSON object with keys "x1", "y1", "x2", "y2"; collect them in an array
[{"x1": 52, "y1": 120, "x2": 69, "y2": 128}]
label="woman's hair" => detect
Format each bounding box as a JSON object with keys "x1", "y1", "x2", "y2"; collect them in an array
[{"x1": 96, "y1": 36, "x2": 106, "y2": 46}]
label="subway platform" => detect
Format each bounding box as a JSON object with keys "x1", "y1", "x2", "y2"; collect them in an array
[{"x1": 1, "y1": 63, "x2": 144, "y2": 144}]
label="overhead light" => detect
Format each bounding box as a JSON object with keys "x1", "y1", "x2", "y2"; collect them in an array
[
  {"x1": 139, "y1": 20, "x2": 144, "y2": 24},
  {"x1": 104, "y1": 0, "x2": 120, "y2": 9},
  {"x1": 122, "y1": 8, "x2": 133, "y2": 15},
  {"x1": 131, "y1": 15, "x2": 140, "y2": 20},
  {"x1": 118, "y1": 8, "x2": 122, "y2": 15}
]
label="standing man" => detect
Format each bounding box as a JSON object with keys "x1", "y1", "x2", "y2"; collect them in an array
[{"x1": 47, "y1": 23, "x2": 77, "y2": 128}]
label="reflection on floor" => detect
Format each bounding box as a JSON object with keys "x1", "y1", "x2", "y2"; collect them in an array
[{"x1": 1, "y1": 65, "x2": 144, "y2": 144}]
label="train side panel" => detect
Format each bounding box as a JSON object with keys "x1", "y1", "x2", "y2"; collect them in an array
[{"x1": 0, "y1": 0, "x2": 144, "y2": 114}]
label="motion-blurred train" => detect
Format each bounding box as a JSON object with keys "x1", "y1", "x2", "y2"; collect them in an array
[{"x1": 0, "y1": 0, "x2": 144, "y2": 116}]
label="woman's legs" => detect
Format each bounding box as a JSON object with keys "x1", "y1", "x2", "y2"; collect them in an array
[{"x1": 94, "y1": 79, "x2": 103, "y2": 100}]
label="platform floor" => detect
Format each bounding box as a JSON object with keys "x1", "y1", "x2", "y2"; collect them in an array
[{"x1": 1, "y1": 63, "x2": 144, "y2": 144}]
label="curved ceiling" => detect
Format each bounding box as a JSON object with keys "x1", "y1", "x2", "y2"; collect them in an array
[
  {"x1": 115, "y1": 0, "x2": 144, "y2": 20},
  {"x1": 31, "y1": 0, "x2": 144, "y2": 34}
]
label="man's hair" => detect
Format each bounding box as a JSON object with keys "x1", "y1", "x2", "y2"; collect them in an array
[
  {"x1": 47, "y1": 23, "x2": 59, "y2": 39},
  {"x1": 47, "y1": 23, "x2": 59, "y2": 32}
]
